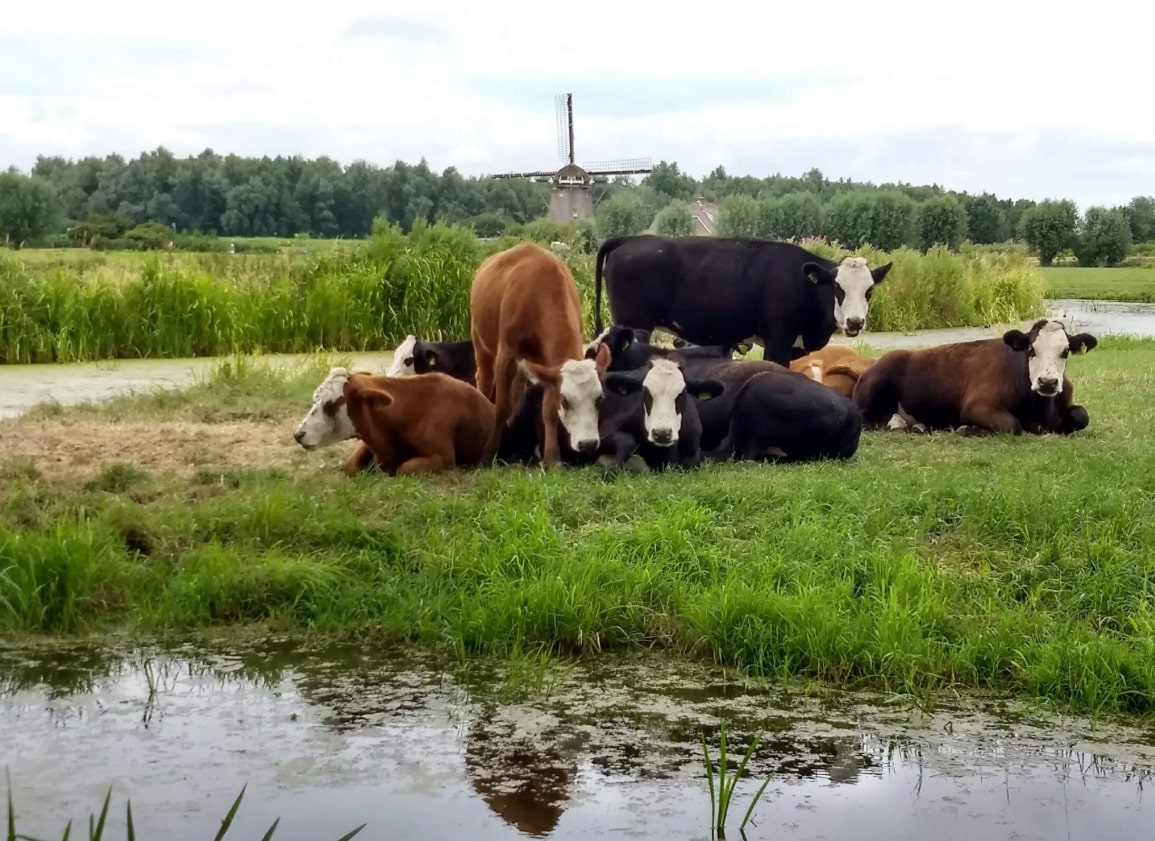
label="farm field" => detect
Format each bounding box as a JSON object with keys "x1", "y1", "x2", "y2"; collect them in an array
[
  {"x1": 3, "y1": 335, "x2": 1154, "y2": 720},
  {"x1": 1041, "y1": 265, "x2": 1155, "y2": 302}
]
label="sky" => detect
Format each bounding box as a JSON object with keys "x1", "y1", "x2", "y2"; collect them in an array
[{"x1": 1, "y1": 0, "x2": 1151, "y2": 210}]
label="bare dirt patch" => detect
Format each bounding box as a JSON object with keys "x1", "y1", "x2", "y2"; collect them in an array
[{"x1": 0, "y1": 415, "x2": 357, "y2": 481}]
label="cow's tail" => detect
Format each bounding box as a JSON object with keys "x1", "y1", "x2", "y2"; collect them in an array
[{"x1": 593, "y1": 236, "x2": 632, "y2": 335}]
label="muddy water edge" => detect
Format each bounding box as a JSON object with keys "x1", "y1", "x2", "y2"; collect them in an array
[{"x1": 2, "y1": 638, "x2": 1154, "y2": 841}]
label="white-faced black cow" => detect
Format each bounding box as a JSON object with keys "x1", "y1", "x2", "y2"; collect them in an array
[
  {"x1": 387, "y1": 334, "x2": 478, "y2": 387},
  {"x1": 852, "y1": 318, "x2": 1098, "y2": 436},
  {"x1": 593, "y1": 235, "x2": 892, "y2": 366},
  {"x1": 596, "y1": 357, "x2": 726, "y2": 474}
]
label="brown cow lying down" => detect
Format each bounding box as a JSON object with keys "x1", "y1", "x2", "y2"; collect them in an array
[
  {"x1": 469, "y1": 241, "x2": 588, "y2": 467},
  {"x1": 292, "y1": 367, "x2": 496, "y2": 475},
  {"x1": 789, "y1": 345, "x2": 876, "y2": 399},
  {"x1": 852, "y1": 318, "x2": 1097, "y2": 435}
]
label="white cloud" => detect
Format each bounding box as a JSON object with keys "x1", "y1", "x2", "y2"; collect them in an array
[{"x1": 2, "y1": 0, "x2": 1152, "y2": 208}]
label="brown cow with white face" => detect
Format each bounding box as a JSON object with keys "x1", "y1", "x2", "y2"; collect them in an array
[{"x1": 852, "y1": 318, "x2": 1098, "y2": 435}]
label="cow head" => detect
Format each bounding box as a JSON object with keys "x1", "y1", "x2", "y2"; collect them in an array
[
  {"x1": 294, "y1": 367, "x2": 360, "y2": 450},
  {"x1": 1003, "y1": 318, "x2": 1098, "y2": 397},
  {"x1": 519, "y1": 344, "x2": 612, "y2": 454},
  {"x1": 603, "y1": 357, "x2": 725, "y2": 447},
  {"x1": 386, "y1": 335, "x2": 419, "y2": 377},
  {"x1": 804, "y1": 256, "x2": 893, "y2": 338}
]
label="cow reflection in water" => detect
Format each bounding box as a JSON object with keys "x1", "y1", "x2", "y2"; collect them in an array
[{"x1": 463, "y1": 709, "x2": 587, "y2": 837}]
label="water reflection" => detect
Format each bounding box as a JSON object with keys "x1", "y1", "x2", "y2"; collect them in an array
[{"x1": 2, "y1": 638, "x2": 1154, "y2": 841}]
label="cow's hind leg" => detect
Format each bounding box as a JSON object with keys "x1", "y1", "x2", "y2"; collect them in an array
[
  {"x1": 396, "y1": 449, "x2": 454, "y2": 475},
  {"x1": 958, "y1": 402, "x2": 1023, "y2": 436}
]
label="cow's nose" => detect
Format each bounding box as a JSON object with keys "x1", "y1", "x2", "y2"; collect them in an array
[
  {"x1": 576, "y1": 439, "x2": 599, "y2": 454},
  {"x1": 1038, "y1": 376, "x2": 1059, "y2": 393},
  {"x1": 651, "y1": 428, "x2": 674, "y2": 446},
  {"x1": 293, "y1": 429, "x2": 306, "y2": 443},
  {"x1": 846, "y1": 317, "x2": 865, "y2": 333}
]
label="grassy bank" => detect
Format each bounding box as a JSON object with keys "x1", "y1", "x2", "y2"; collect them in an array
[
  {"x1": 0, "y1": 226, "x2": 1045, "y2": 364},
  {"x1": 1041, "y1": 266, "x2": 1155, "y2": 303},
  {"x1": 2, "y1": 338, "x2": 1155, "y2": 718}
]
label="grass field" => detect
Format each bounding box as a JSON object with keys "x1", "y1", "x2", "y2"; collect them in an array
[
  {"x1": 2, "y1": 337, "x2": 1154, "y2": 720},
  {"x1": 1041, "y1": 266, "x2": 1155, "y2": 303}
]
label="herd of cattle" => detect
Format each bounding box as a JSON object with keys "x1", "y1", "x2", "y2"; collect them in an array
[{"x1": 292, "y1": 235, "x2": 1099, "y2": 477}]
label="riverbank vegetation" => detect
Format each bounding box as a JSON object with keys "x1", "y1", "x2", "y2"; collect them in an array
[
  {"x1": 2, "y1": 338, "x2": 1154, "y2": 718},
  {"x1": 1041, "y1": 266, "x2": 1155, "y2": 303},
  {"x1": 0, "y1": 223, "x2": 1045, "y2": 364}
]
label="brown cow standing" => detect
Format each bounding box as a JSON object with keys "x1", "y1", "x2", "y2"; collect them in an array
[
  {"x1": 790, "y1": 345, "x2": 877, "y2": 399},
  {"x1": 292, "y1": 367, "x2": 496, "y2": 475},
  {"x1": 852, "y1": 318, "x2": 1097, "y2": 435},
  {"x1": 469, "y1": 242, "x2": 591, "y2": 467}
]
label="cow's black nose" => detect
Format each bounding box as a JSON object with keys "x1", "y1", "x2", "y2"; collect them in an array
[
  {"x1": 652, "y1": 428, "x2": 674, "y2": 445},
  {"x1": 293, "y1": 429, "x2": 305, "y2": 443},
  {"x1": 846, "y1": 318, "x2": 865, "y2": 332},
  {"x1": 576, "y1": 439, "x2": 599, "y2": 454},
  {"x1": 1038, "y1": 376, "x2": 1059, "y2": 393}
]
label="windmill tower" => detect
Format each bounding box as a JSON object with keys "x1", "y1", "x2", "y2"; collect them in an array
[{"x1": 489, "y1": 93, "x2": 653, "y2": 222}]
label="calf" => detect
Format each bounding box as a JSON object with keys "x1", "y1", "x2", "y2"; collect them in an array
[
  {"x1": 497, "y1": 344, "x2": 612, "y2": 468},
  {"x1": 597, "y1": 357, "x2": 726, "y2": 474},
  {"x1": 852, "y1": 318, "x2": 1097, "y2": 435},
  {"x1": 696, "y1": 361, "x2": 863, "y2": 463},
  {"x1": 469, "y1": 242, "x2": 590, "y2": 467},
  {"x1": 387, "y1": 334, "x2": 477, "y2": 386},
  {"x1": 292, "y1": 367, "x2": 495, "y2": 475},
  {"x1": 790, "y1": 345, "x2": 877, "y2": 400}
]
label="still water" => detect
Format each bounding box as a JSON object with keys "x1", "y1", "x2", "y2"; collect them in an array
[{"x1": 2, "y1": 638, "x2": 1152, "y2": 841}]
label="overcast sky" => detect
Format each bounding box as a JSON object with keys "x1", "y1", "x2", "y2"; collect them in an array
[{"x1": 2, "y1": 0, "x2": 1150, "y2": 210}]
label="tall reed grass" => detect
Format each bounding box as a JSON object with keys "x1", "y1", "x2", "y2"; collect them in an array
[{"x1": 1, "y1": 227, "x2": 1046, "y2": 364}]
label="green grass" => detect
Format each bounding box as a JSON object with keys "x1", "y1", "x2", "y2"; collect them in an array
[
  {"x1": 1042, "y1": 266, "x2": 1155, "y2": 303},
  {"x1": 1, "y1": 225, "x2": 1046, "y2": 364},
  {"x1": 3, "y1": 340, "x2": 1155, "y2": 719}
]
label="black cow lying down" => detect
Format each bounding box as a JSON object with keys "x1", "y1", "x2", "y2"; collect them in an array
[
  {"x1": 852, "y1": 318, "x2": 1098, "y2": 436},
  {"x1": 592, "y1": 331, "x2": 863, "y2": 463},
  {"x1": 584, "y1": 324, "x2": 744, "y2": 373},
  {"x1": 387, "y1": 334, "x2": 478, "y2": 386}
]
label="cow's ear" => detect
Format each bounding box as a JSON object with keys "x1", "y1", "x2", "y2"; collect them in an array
[
  {"x1": 610, "y1": 326, "x2": 636, "y2": 355},
  {"x1": 871, "y1": 262, "x2": 893, "y2": 285},
  {"x1": 1003, "y1": 329, "x2": 1030, "y2": 352},
  {"x1": 594, "y1": 342, "x2": 612, "y2": 374},
  {"x1": 1069, "y1": 333, "x2": 1098, "y2": 355},
  {"x1": 686, "y1": 378, "x2": 725, "y2": 401},
  {"x1": 802, "y1": 262, "x2": 836, "y2": 286},
  {"x1": 347, "y1": 381, "x2": 394, "y2": 407},
  {"x1": 603, "y1": 373, "x2": 642, "y2": 396}
]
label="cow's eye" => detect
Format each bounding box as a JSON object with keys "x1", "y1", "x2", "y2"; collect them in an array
[
  {"x1": 560, "y1": 397, "x2": 570, "y2": 411},
  {"x1": 403, "y1": 357, "x2": 414, "y2": 365}
]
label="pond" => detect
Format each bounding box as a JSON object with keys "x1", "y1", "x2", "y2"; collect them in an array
[{"x1": 3, "y1": 638, "x2": 1153, "y2": 840}]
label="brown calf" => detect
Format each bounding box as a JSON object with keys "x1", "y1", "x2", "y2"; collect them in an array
[
  {"x1": 790, "y1": 345, "x2": 877, "y2": 399},
  {"x1": 293, "y1": 367, "x2": 495, "y2": 475},
  {"x1": 851, "y1": 318, "x2": 1097, "y2": 435},
  {"x1": 469, "y1": 242, "x2": 589, "y2": 467}
]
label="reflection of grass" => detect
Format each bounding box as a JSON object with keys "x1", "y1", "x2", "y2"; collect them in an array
[
  {"x1": 701, "y1": 722, "x2": 772, "y2": 838},
  {"x1": 4, "y1": 773, "x2": 366, "y2": 841}
]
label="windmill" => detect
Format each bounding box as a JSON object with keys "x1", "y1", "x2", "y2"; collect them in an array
[{"x1": 489, "y1": 93, "x2": 653, "y2": 222}]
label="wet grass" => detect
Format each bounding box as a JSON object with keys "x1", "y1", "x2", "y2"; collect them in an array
[
  {"x1": 4, "y1": 772, "x2": 366, "y2": 841},
  {"x1": 1042, "y1": 266, "x2": 1155, "y2": 303},
  {"x1": 702, "y1": 722, "x2": 772, "y2": 838},
  {"x1": 2, "y1": 339, "x2": 1155, "y2": 719}
]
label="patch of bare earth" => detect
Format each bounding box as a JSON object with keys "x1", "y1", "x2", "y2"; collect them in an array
[{"x1": 0, "y1": 415, "x2": 357, "y2": 481}]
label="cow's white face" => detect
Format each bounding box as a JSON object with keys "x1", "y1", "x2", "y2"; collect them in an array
[
  {"x1": 1004, "y1": 319, "x2": 1098, "y2": 397},
  {"x1": 386, "y1": 335, "x2": 418, "y2": 377},
  {"x1": 556, "y1": 359, "x2": 604, "y2": 451},
  {"x1": 834, "y1": 257, "x2": 879, "y2": 337},
  {"x1": 639, "y1": 358, "x2": 687, "y2": 447},
  {"x1": 294, "y1": 367, "x2": 358, "y2": 450}
]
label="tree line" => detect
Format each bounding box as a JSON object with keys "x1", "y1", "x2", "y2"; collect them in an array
[{"x1": 1, "y1": 148, "x2": 1153, "y2": 267}]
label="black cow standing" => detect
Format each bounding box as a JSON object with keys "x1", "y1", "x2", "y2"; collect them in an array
[{"x1": 593, "y1": 235, "x2": 893, "y2": 366}]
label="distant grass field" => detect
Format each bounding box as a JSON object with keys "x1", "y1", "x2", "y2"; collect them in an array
[
  {"x1": 1041, "y1": 266, "x2": 1155, "y2": 303},
  {"x1": 2, "y1": 339, "x2": 1154, "y2": 719}
]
